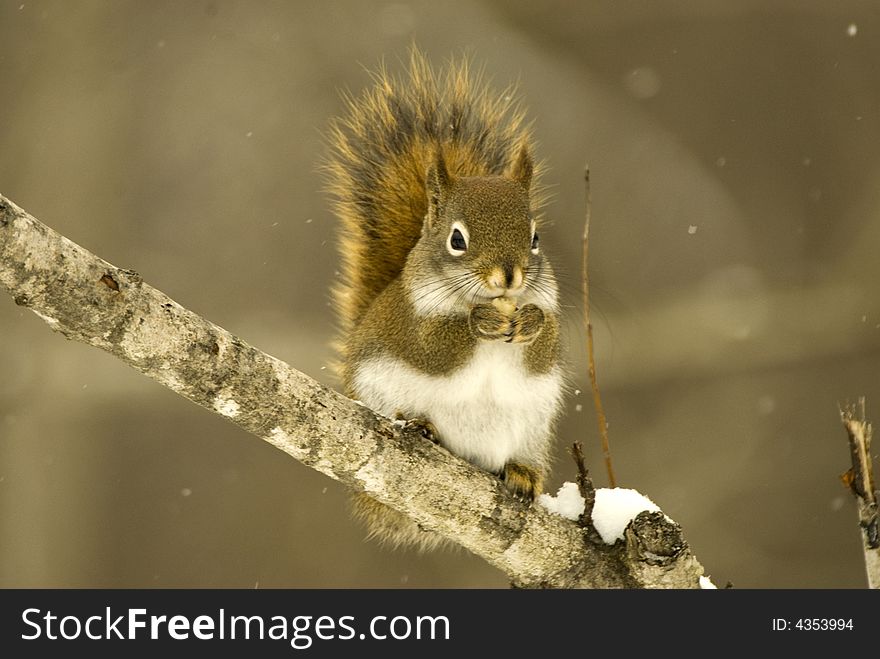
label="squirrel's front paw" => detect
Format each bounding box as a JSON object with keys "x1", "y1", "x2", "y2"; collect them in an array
[
  {"x1": 469, "y1": 303, "x2": 514, "y2": 341},
  {"x1": 500, "y1": 461, "x2": 543, "y2": 503},
  {"x1": 509, "y1": 304, "x2": 544, "y2": 345},
  {"x1": 469, "y1": 303, "x2": 545, "y2": 344}
]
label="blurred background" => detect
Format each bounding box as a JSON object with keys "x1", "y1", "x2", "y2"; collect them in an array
[{"x1": 2, "y1": 0, "x2": 879, "y2": 588}]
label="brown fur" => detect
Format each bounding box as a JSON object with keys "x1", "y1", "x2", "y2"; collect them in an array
[
  {"x1": 323, "y1": 50, "x2": 561, "y2": 551},
  {"x1": 324, "y1": 49, "x2": 547, "y2": 345}
]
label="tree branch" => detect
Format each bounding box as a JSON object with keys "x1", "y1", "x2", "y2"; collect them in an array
[
  {"x1": 839, "y1": 399, "x2": 879, "y2": 589},
  {"x1": 0, "y1": 193, "x2": 705, "y2": 588},
  {"x1": 582, "y1": 166, "x2": 616, "y2": 487}
]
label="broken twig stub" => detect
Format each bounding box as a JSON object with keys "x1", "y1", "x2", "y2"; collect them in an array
[{"x1": 839, "y1": 399, "x2": 879, "y2": 588}]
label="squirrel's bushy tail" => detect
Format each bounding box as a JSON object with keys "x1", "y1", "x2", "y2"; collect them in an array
[{"x1": 324, "y1": 49, "x2": 544, "y2": 336}]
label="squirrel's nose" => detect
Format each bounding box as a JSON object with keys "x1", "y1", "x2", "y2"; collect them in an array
[
  {"x1": 488, "y1": 265, "x2": 523, "y2": 290},
  {"x1": 504, "y1": 264, "x2": 523, "y2": 289}
]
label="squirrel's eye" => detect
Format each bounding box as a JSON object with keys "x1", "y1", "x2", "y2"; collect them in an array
[
  {"x1": 448, "y1": 226, "x2": 468, "y2": 256},
  {"x1": 450, "y1": 229, "x2": 467, "y2": 251},
  {"x1": 531, "y1": 231, "x2": 540, "y2": 254}
]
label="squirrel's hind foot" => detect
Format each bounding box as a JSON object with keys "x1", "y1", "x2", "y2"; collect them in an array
[
  {"x1": 500, "y1": 462, "x2": 543, "y2": 503},
  {"x1": 395, "y1": 414, "x2": 439, "y2": 444}
]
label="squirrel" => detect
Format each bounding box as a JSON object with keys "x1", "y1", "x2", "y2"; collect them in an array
[{"x1": 324, "y1": 50, "x2": 564, "y2": 550}]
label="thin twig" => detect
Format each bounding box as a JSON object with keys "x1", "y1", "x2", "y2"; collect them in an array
[
  {"x1": 839, "y1": 398, "x2": 879, "y2": 588},
  {"x1": 569, "y1": 442, "x2": 596, "y2": 526},
  {"x1": 0, "y1": 191, "x2": 708, "y2": 588},
  {"x1": 582, "y1": 167, "x2": 616, "y2": 487}
]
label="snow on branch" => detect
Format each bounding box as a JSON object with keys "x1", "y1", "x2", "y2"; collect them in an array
[{"x1": 0, "y1": 193, "x2": 706, "y2": 588}]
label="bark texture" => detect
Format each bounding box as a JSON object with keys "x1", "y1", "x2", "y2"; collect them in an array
[{"x1": 0, "y1": 193, "x2": 706, "y2": 588}]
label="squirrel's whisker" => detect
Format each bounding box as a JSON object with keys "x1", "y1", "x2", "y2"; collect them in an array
[{"x1": 324, "y1": 47, "x2": 564, "y2": 552}]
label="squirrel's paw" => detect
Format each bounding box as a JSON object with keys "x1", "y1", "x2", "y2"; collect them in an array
[
  {"x1": 468, "y1": 303, "x2": 514, "y2": 341},
  {"x1": 500, "y1": 461, "x2": 543, "y2": 503},
  {"x1": 509, "y1": 304, "x2": 544, "y2": 345},
  {"x1": 396, "y1": 414, "x2": 439, "y2": 444}
]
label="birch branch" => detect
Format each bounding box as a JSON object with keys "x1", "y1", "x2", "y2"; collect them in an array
[{"x1": 0, "y1": 193, "x2": 705, "y2": 588}]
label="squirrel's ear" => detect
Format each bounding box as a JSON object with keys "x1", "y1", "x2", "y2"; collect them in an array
[
  {"x1": 509, "y1": 143, "x2": 533, "y2": 192},
  {"x1": 425, "y1": 149, "x2": 452, "y2": 228}
]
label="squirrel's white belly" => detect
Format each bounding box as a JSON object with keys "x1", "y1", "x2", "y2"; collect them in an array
[{"x1": 352, "y1": 342, "x2": 563, "y2": 473}]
